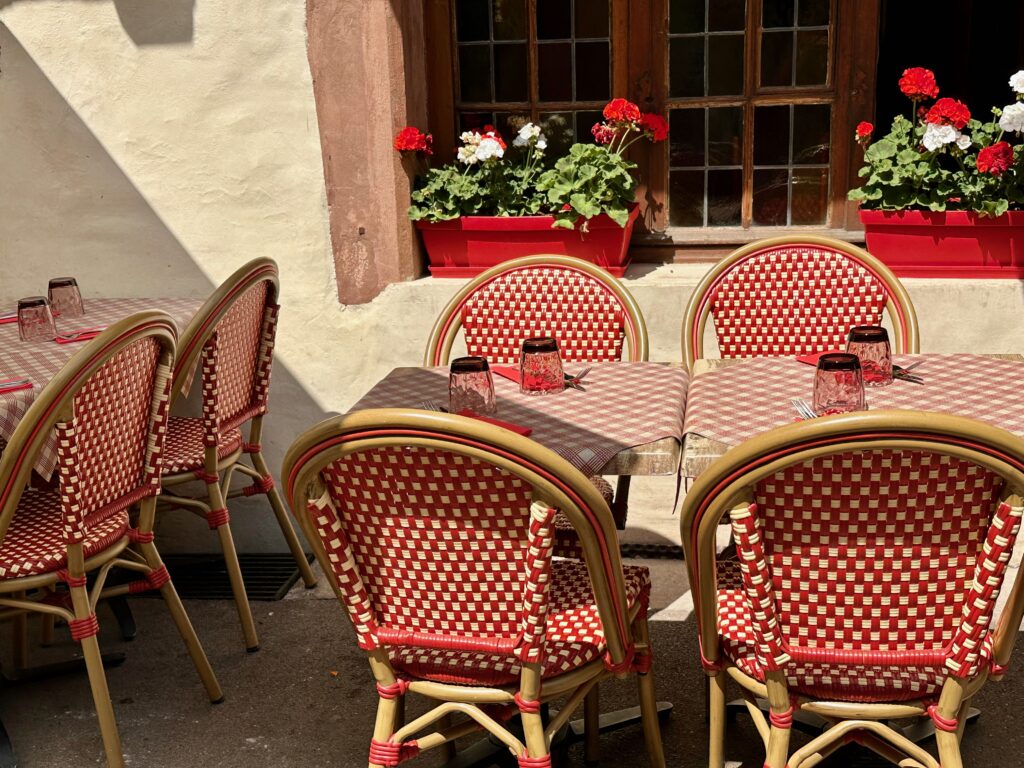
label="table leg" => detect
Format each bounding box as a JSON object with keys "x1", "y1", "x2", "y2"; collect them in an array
[{"x1": 611, "y1": 476, "x2": 631, "y2": 529}]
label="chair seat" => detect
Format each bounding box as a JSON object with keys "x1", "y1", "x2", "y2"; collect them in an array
[
  {"x1": 716, "y1": 587, "x2": 994, "y2": 703},
  {"x1": 161, "y1": 417, "x2": 243, "y2": 476},
  {"x1": 388, "y1": 561, "x2": 650, "y2": 686},
  {"x1": 0, "y1": 490, "x2": 129, "y2": 580}
]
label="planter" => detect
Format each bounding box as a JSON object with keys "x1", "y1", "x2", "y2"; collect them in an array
[
  {"x1": 416, "y1": 205, "x2": 640, "y2": 278},
  {"x1": 860, "y1": 209, "x2": 1024, "y2": 278}
]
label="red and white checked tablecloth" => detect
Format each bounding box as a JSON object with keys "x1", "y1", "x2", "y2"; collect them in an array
[
  {"x1": 684, "y1": 354, "x2": 1024, "y2": 452},
  {"x1": 0, "y1": 298, "x2": 201, "y2": 477},
  {"x1": 351, "y1": 362, "x2": 689, "y2": 477}
]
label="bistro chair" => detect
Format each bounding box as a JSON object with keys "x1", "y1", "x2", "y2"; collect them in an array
[
  {"x1": 282, "y1": 408, "x2": 666, "y2": 768},
  {"x1": 681, "y1": 236, "x2": 920, "y2": 371},
  {"x1": 681, "y1": 410, "x2": 1024, "y2": 768},
  {"x1": 160, "y1": 258, "x2": 316, "y2": 652},
  {"x1": 0, "y1": 312, "x2": 222, "y2": 767}
]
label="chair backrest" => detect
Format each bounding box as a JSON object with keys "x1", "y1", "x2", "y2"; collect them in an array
[
  {"x1": 282, "y1": 408, "x2": 636, "y2": 682},
  {"x1": 681, "y1": 411, "x2": 1024, "y2": 690},
  {"x1": 424, "y1": 255, "x2": 649, "y2": 366},
  {"x1": 0, "y1": 312, "x2": 176, "y2": 547},
  {"x1": 681, "y1": 236, "x2": 919, "y2": 370},
  {"x1": 173, "y1": 258, "x2": 279, "y2": 435}
]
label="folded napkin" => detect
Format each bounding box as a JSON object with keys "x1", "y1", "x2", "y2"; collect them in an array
[
  {"x1": 456, "y1": 409, "x2": 533, "y2": 436},
  {"x1": 490, "y1": 365, "x2": 521, "y2": 384},
  {"x1": 795, "y1": 349, "x2": 843, "y2": 366},
  {"x1": 55, "y1": 328, "x2": 105, "y2": 344},
  {"x1": 0, "y1": 313, "x2": 17, "y2": 325},
  {"x1": 0, "y1": 379, "x2": 32, "y2": 394}
]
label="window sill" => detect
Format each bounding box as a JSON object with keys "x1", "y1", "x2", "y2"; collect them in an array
[{"x1": 632, "y1": 226, "x2": 866, "y2": 247}]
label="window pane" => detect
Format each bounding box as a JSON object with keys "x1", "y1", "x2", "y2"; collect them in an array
[
  {"x1": 669, "y1": 109, "x2": 705, "y2": 166},
  {"x1": 707, "y1": 34, "x2": 745, "y2": 96},
  {"x1": 575, "y1": 0, "x2": 610, "y2": 38},
  {"x1": 540, "y1": 112, "x2": 575, "y2": 157},
  {"x1": 669, "y1": 0, "x2": 704, "y2": 34},
  {"x1": 456, "y1": 0, "x2": 489, "y2": 41},
  {"x1": 707, "y1": 107, "x2": 743, "y2": 166},
  {"x1": 493, "y1": 0, "x2": 527, "y2": 40},
  {"x1": 575, "y1": 41, "x2": 610, "y2": 101},
  {"x1": 494, "y1": 43, "x2": 528, "y2": 101},
  {"x1": 708, "y1": 0, "x2": 746, "y2": 31},
  {"x1": 707, "y1": 169, "x2": 742, "y2": 225},
  {"x1": 495, "y1": 112, "x2": 528, "y2": 141},
  {"x1": 795, "y1": 30, "x2": 828, "y2": 85},
  {"x1": 538, "y1": 43, "x2": 573, "y2": 101},
  {"x1": 459, "y1": 112, "x2": 495, "y2": 132},
  {"x1": 754, "y1": 105, "x2": 789, "y2": 165},
  {"x1": 459, "y1": 46, "x2": 492, "y2": 102},
  {"x1": 762, "y1": 0, "x2": 794, "y2": 28},
  {"x1": 791, "y1": 168, "x2": 829, "y2": 225},
  {"x1": 575, "y1": 110, "x2": 603, "y2": 143},
  {"x1": 670, "y1": 37, "x2": 705, "y2": 97},
  {"x1": 798, "y1": 0, "x2": 830, "y2": 27},
  {"x1": 793, "y1": 104, "x2": 830, "y2": 164},
  {"x1": 670, "y1": 170, "x2": 705, "y2": 226},
  {"x1": 537, "y1": 0, "x2": 571, "y2": 39},
  {"x1": 752, "y1": 168, "x2": 789, "y2": 225},
  {"x1": 760, "y1": 31, "x2": 793, "y2": 87}
]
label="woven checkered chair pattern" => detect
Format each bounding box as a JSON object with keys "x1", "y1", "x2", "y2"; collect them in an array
[
  {"x1": 682, "y1": 411, "x2": 1024, "y2": 768},
  {"x1": 162, "y1": 258, "x2": 316, "y2": 651},
  {"x1": 283, "y1": 409, "x2": 666, "y2": 768},
  {"x1": 681, "y1": 236, "x2": 919, "y2": 370},
  {"x1": 0, "y1": 313, "x2": 222, "y2": 768}
]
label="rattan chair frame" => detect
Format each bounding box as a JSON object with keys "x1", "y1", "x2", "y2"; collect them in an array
[
  {"x1": 160, "y1": 258, "x2": 316, "y2": 652},
  {"x1": 0, "y1": 313, "x2": 223, "y2": 767},
  {"x1": 681, "y1": 410, "x2": 1024, "y2": 768},
  {"x1": 680, "y1": 235, "x2": 921, "y2": 371},
  {"x1": 282, "y1": 408, "x2": 666, "y2": 768}
]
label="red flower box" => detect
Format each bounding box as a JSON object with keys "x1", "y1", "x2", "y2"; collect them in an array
[
  {"x1": 860, "y1": 209, "x2": 1024, "y2": 278},
  {"x1": 417, "y1": 205, "x2": 639, "y2": 278}
]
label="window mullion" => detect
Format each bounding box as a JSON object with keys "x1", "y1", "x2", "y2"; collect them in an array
[
  {"x1": 527, "y1": 0, "x2": 540, "y2": 122},
  {"x1": 740, "y1": 0, "x2": 761, "y2": 228}
]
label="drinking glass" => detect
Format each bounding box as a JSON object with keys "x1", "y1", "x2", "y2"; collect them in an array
[
  {"x1": 846, "y1": 325, "x2": 892, "y2": 387},
  {"x1": 449, "y1": 356, "x2": 497, "y2": 415},
  {"x1": 48, "y1": 277, "x2": 84, "y2": 319},
  {"x1": 17, "y1": 297, "x2": 57, "y2": 342},
  {"x1": 812, "y1": 352, "x2": 866, "y2": 415},
  {"x1": 520, "y1": 338, "x2": 564, "y2": 395}
]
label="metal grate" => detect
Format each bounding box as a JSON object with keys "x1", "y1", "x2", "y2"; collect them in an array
[{"x1": 143, "y1": 553, "x2": 315, "y2": 601}]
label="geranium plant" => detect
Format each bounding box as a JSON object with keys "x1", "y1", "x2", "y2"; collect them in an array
[
  {"x1": 849, "y1": 68, "x2": 1024, "y2": 216},
  {"x1": 394, "y1": 99, "x2": 668, "y2": 229}
]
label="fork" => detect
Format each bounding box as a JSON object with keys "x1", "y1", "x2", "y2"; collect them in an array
[
  {"x1": 417, "y1": 400, "x2": 449, "y2": 413},
  {"x1": 790, "y1": 398, "x2": 817, "y2": 420}
]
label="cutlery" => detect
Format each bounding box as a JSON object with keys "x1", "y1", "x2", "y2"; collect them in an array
[
  {"x1": 790, "y1": 398, "x2": 817, "y2": 420},
  {"x1": 894, "y1": 372, "x2": 924, "y2": 384},
  {"x1": 0, "y1": 378, "x2": 32, "y2": 393},
  {"x1": 417, "y1": 400, "x2": 449, "y2": 413},
  {"x1": 894, "y1": 361, "x2": 923, "y2": 374},
  {"x1": 565, "y1": 366, "x2": 592, "y2": 383},
  {"x1": 55, "y1": 327, "x2": 106, "y2": 344}
]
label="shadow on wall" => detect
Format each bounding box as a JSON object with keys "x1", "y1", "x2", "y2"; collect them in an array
[{"x1": 0, "y1": 0, "x2": 194, "y2": 45}]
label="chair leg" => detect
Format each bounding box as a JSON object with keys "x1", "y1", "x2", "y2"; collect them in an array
[
  {"x1": 584, "y1": 685, "x2": 600, "y2": 765},
  {"x1": 708, "y1": 673, "x2": 726, "y2": 768},
  {"x1": 520, "y1": 709, "x2": 550, "y2": 766},
  {"x1": 40, "y1": 613, "x2": 55, "y2": 647},
  {"x1": 634, "y1": 615, "x2": 666, "y2": 768},
  {"x1": 369, "y1": 695, "x2": 400, "y2": 768},
  {"x1": 764, "y1": 725, "x2": 791, "y2": 768},
  {"x1": 935, "y1": 705, "x2": 969, "y2": 768},
  {"x1": 206, "y1": 477, "x2": 260, "y2": 651},
  {"x1": 11, "y1": 594, "x2": 28, "y2": 670},
  {"x1": 438, "y1": 712, "x2": 457, "y2": 761},
  {"x1": 252, "y1": 449, "x2": 317, "y2": 588}
]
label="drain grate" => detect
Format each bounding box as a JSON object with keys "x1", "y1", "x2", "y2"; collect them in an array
[{"x1": 140, "y1": 553, "x2": 315, "y2": 601}]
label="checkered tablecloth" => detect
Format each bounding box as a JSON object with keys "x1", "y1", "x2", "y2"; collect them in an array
[
  {"x1": 684, "y1": 354, "x2": 1024, "y2": 454},
  {"x1": 351, "y1": 362, "x2": 689, "y2": 477},
  {"x1": 0, "y1": 298, "x2": 201, "y2": 477}
]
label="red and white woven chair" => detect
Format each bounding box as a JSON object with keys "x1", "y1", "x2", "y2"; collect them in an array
[
  {"x1": 681, "y1": 236, "x2": 920, "y2": 370},
  {"x1": 681, "y1": 410, "x2": 1024, "y2": 768},
  {"x1": 425, "y1": 254, "x2": 650, "y2": 549},
  {"x1": 160, "y1": 258, "x2": 316, "y2": 652},
  {"x1": 282, "y1": 408, "x2": 666, "y2": 768},
  {"x1": 0, "y1": 312, "x2": 222, "y2": 767}
]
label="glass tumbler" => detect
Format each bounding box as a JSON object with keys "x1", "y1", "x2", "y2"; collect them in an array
[
  {"x1": 448, "y1": 356, "x2": 497, "y2": 415},
  {"x1": 48, "y1": 277, "x2": 84, "y2": 319},
  {"x1": 846, "y1": 325, "x2": 893, "y2": 387},
  {"x1": 17, "y1": 297, "x2": 57, "y2": 342},
  {"x1": 520, "y1": 338, "x2": 564, "y2": 395},
  {"x1": 813, "y1": 352, "x2": 866, "y2": 416}
]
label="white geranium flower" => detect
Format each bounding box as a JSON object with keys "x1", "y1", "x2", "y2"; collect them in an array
[
  {"x1": 536, "y1": 138, "x2": 547, "y2": 150},
  {"x1": 474, "y1": 137, "x2": 505, "y2": 161},
  {"x1": 513, "y1": 122, "x2": 542, "y2": 147},
  {"x1": 999, "y1": 102, "x2": 1024, "y2": 133},
  {"x1": 1010, "y1": 70, "x2": 1024, "y2": 95},
  {"x1": 460, "y1": 131, "x2": 480, "y2": 145},
  {"x1": 955, "y1": 133, "x2": 972, "y2": 150},
  {"x1": 457, "y1": 145, "x2": 479, "y2": 165},
  {"x1": 922, "y1": 123, "x2": 958, "y2": 151}
]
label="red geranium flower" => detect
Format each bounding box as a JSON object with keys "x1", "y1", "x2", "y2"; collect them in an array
[
  {"x1": 925, "y1": 98, "x2": 971, "y2": 130},
  {"x1": 977, "y1": 141, "x2": 1014, "y2": 176},
  {"x1": 855, "y1": 121, "x2": 873, "y2": 142},
  {"x1": 393, "y1": 126, "x2": 433, "y2": 155},
  {"x1": 591, "y1": 122, "x2": 617, "y2": 145},
  {"x1": 638, "y1": 113, "x2": 669, "y2": 142},
  {"x1": 480, "y1": 125, "x2": 507, "y2": 150},
  {"x1": 603, "y1": 98, "x2": 641, "y2": 124},
  {"x1": 899, "y1": 67, "x2": 939, "y2": 101}
]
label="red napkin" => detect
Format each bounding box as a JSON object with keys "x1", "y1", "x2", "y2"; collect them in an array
[
  {"x1": 0, "y1": 314, "x2": 17, "y2": 325},
  {"x1": 0, "y1": 379, "x2": 32, "y2": 394},
  {"x1": 795, "y1": 349, "x2": 843, "y2": 366},
  {"x1": 457, "y1": 409, "x2": 533, "y2": 436},
  {"x1": 490, "y1": 365, "x2": 521, "y2": 384}
]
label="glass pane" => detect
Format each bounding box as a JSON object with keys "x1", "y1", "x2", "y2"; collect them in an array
[
  {"x1": 575, "y1": 41, "x2": 610, "y2": 101},
  {"x1": 795, "y1": 30, "x2": 829, "y2": 85},
  {"x1": 707, "y1": 107, "x2": 743, "y2": 166},
  {"x1": 575, "y1": 110, "x2": 603, "y2": 144},
  {"x1": 456, "y1": 0, "x2": 489, "y2": 41},
  {"x1": 791, "y1": 168, "x2": 829, "y2": 225},
  {"x1": 459, "y1": 46, "x2": 492, "y2": 102},
  {"x1": 540, "y1": 112, "x2": 575, "y2": 157},
  {"x1": 793, "y1": 104, "x2": 830, "y2": 164},
  {"x1": 762, "y1": 0, "x2": 794, "y2": 28},
  {"x1": 760, "y1": 31, "x2": 793, "y2": 86},
  {"x1": 575, "y1": 0, "x2": 610, "y2": 38},
  {"x1": 494, "y1": 43, "x2": 528, "y2": 101},
  {"x1": 707, "y1": 34, "x2": 744, "y2": 96},
  {"x1": 537, "y1": 0, "x2": 572, "y2": 39},
  {"x1": 752, "y1": 168, "x2": 789, "y2": 225},
  {"x1": 798, "y1": 0, "x2": 830, "y2": 26},
  {"x1": 669, "y1": 109, "x2": 705, "y2": 166},
  {"x1": 494, "y1": 0, "x2": 527, "y2": 40},
  {"x1": 754, "y1": 105, "x2": 789, "y2": 165},
  {"x1": 459, "y1": 112, "x2": 495, "y2": 132},
  {"x1": 538, "y1": 43, "x2": 573, "y2": 101},
  {"x1": 496, "y1": 112, "x2": 529, "y2": 140},
  {"x1": 669, "y1": 37, "x2": 705, "y2": 97},
  {"x1": 707, "y1": 169, "x2": 742, "y2": 225},
  {"x1": 669, "y1": 0, "x2": 704, "y2": 34},
  {"x1": 708, "y1": 0, "x2": 746, "y2": 31},
  {"x1": 669, "y1": 170, "x2": 705, "y2": 227}
]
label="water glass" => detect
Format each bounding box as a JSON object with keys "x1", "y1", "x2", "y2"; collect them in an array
[
  {"x1": 449, "y1": 356, "x2": 497, "y2": 415},
  {"x1": 17, "y1": 297, "x2": 57, "y2": 342},
  {"x1": 812, "y1": 352, "x2": 866, "y2": 416},
  {"x1": 520, "y1": 338, "x2": 564, "y2": 395},
  {"x1": 846, "y1": 325, "x2": 892, "y2": 387},
  {"x1": 48, "y1": 277, "x2": 84, "y2": 319}
]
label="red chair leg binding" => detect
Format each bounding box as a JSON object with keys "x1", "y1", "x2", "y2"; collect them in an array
[
  {"x1": 517, "y1": 755, "x2": 552, "y2": 768},
  {"x1": 368, "y1": 738, "x2": 420, "y2": 766},
  {"x1": 128, "y1": 564, "x2": 172, "y2": 594},
  {"x1": 69, "y1": 613, "x2": 100, "y2": 641},
  {"x1": 242, "y1": 474, "x2": 275, "y2": 496},
  {"x1": 206, "y1": 507, "x2": 231, "y2": 529},
  {"x1": 926, "y1": 704, "x2": 959, "y2": 733}
]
